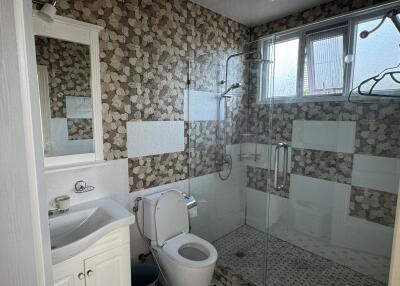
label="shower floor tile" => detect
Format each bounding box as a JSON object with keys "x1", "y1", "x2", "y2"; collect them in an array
[{"x1": 213, "y1": 225, "x2": 386, "y2": 286}]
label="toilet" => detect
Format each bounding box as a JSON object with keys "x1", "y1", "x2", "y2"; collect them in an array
[{"x1": 143, "y1": 190, "x2": 218, "y2": 286}]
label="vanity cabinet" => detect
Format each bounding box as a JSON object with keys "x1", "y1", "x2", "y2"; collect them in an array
[
  {"x1": 53, "y1": 255, "x2": 85, "y2": 286},
  {"x1": 53, "y1": 227, "x2": 131, "y2": 286},
  {"x1": 84, "y1": 244, "x2": 130, "y2": 286}
]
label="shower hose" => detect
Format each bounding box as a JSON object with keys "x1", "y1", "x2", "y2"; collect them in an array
[{"x1": 132, "y1": 197, "x2": 170, "y2": 286}]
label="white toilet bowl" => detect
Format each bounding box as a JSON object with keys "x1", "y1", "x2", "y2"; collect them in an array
[
  {"x1": 143, "y1": 190, "x2": 218, "y2": 286},
  {"x1": 154, "y1": 233, "x2": 217, "y2": 286}
]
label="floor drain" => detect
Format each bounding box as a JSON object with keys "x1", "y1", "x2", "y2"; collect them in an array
[{"x1": 235, "y1": 251, "x2": 246, "y2": 258}]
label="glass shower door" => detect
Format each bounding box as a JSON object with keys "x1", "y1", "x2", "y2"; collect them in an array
[
  {"x1": 187, "y1": 50, "x2": 263, "y2": 284},
  {"x1": 264, "y1": 35, "x2": 399, "y2": 285}
]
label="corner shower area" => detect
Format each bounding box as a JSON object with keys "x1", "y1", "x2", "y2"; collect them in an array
[{"x1": 187, "y1": 4, "x2": 400, "y2": 286}]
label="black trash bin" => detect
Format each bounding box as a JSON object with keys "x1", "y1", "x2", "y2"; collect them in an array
[{"x1": 132, "y1": 264, "x2": 160, "y2": 286}]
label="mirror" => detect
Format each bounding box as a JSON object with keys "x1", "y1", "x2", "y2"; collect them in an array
[
  {"x1": 35, "y1": 36, "x2": 94, "y2": 157},
  {"x1": 33, "y1": 12, "x2": 103, "y2": 169}
]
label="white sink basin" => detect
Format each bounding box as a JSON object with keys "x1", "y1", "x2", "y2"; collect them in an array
[{"x1": 49, "y1": 198, "x2": 134, "y2": 264}]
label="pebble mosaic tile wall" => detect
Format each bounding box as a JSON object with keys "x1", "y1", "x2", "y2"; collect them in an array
[
  {"x1": 246, "y1": 166, "x2": 289, "y2": 198},
  {"x1": 67, "y1": 119, "x2": 93, "y2": 140},
  {"x1": 128, "y1": 151, "x2": 188, "y2": 192},
  {"x1": 251, "y1": 0, "x2": 391, "y2": 39},
  {"x1": 356, "y1": 120, "x2": 400, "y2": 158},
  {"x1": 35, "y1": 36, "x2": 91, "y2": 118},
  {"x1": 247, "y1": 101, "x2": 400, "y2": 226},
  {"x1": 46, "y1": 0, "x2": 399, "y2": 203},
  {"x1": 246, "y1": 101, "x2": 399, "y2": 227},
  {"x1": 189, "y1": 121, "x2": 223, "y2": 178},
  {"x1": 291, "y1": 149, "x2": 353, "y2": 184},
  {"x1": 350, "y1": 186, "x2": 398, "y2": 227},
  {"x1": 53, "y1": 0, "x2": 249, "y2": 192}
]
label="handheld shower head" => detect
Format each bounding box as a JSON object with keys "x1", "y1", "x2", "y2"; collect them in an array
[
  {"x1": 221, "y1": 82, "x2": 241, "y2": 98},
  {"x1": 360, "y1": 9, "x2": 400, "y2": 39},
  {"x1": 231, "y1": 82, "x2": 242, "y2": 89}
]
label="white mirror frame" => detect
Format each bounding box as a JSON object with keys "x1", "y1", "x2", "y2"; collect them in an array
[{"x1": 33, "y1": 11, "x2": 104, "y2": 171}]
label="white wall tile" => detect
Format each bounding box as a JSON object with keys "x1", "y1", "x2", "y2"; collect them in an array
[
  {"x1": 289, "y1": 174, "x2": 338, "y2": 211},
  {"x1": 330, "y1": 183, "x2": 394, "y2": 256},
  {"x1": 352, "y1": 154, "x2": 400, "y2": 194},
  {"x1": 45, "y1": 159, "x2": 130, "y2": 206},
  {"x1": 66, "y1": 96, "x2": 92, "y2": 118},
  {"x1": 189, "y1": 145, "x2": 245, "y2": 241},
  {"x1": 288, "y1": 175, "x2": 339, "y2": 238},
  {"x1": 245, "y1": 188, "x2": 267, "y2": 231},
  {"x1": 245, "y1": 172, "x2": 393, "y2": 257},
  {"x1": 127, "y1": 121, "x2": 184, "y2": 158},
  {"x1": 344, "y1": 216, "x2": 394, "y2": 257},
  {"x1": 184, "y1": 90, "x2": 224, "y2": 121},
  {"x1": 50, "y1": 118, "x2": 93, "y2": 156},
  {"x1": 292, "y1": 120, "x2": 356, "y2": 153},
  {"x1": 246, "y1": 187, "x2": 289, "y2": 233}
]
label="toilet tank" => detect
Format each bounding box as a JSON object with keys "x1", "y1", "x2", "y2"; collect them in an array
[{"x1": 143, "y1": 192, "x2": 162, "y2": 241}]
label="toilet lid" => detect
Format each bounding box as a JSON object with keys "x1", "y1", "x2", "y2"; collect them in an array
[{"x1": 155, "y1": 190, "x2": 189, "y2": 246}]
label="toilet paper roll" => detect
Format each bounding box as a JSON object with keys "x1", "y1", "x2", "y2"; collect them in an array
[{"x1": 189, "y1": 206, "x2": 198, "y2": 218}]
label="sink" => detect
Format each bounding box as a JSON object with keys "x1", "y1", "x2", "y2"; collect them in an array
[{"x1": 49, "y1": 198, "x2": 134, "y2": 264}]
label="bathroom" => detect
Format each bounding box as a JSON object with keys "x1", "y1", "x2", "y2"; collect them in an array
[{"x1": 2, "y1": 0, "x2": 400, "y2": 285}]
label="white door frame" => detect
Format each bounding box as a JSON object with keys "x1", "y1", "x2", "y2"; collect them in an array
[{"x1": 0, "y1": 0, "x2": 52, "y2": 285}]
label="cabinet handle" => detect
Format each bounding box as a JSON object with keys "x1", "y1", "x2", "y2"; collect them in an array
[
  {"x1": 87, "y1": 270, "x2": 94, "y2": 277},
  {"x1": 78, "y1": 273, "x2": 85, "y2": 280}
]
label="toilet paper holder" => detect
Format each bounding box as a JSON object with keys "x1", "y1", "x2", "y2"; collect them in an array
[{"x1": 183, "y1": 193, "x2": 197, "y2": 210}]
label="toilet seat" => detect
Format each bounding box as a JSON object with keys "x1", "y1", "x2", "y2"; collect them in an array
[
  {"x1": 162, "y1": 233, "x2": 218, "y2": 269},
  {"x1": 154, "y1": 190, "x2": 189, "y2": 246}
]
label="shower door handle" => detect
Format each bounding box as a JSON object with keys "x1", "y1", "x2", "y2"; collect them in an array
[{"x1": 274, "y1": 142, "x2": 289, "y2": 192}]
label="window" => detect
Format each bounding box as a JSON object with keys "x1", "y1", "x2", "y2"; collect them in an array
[
  {"x1": 353, "y1": 17, "x2": 400, "y2": 94},
  {"x1": 257, "y1": 4, "x2": 400, "y2": 102},
  {"x1": 304, "y1": 25, "x2": 347, "y2": 96},
  {"x1": 273, "y1": 38, "x2": 300, "y2": 97}
]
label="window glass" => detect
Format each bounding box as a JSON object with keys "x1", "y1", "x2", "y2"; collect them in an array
[
  {"x1": 273, "y1": 38, "x2": 299, "y2": 97},
  {"x1": 304, "y1": 26, "x2": 347, "y2": 96},
  {"x1": 353, "y1": 17, "x2": 400, "y2": 93},
  {"x1": 257, "y1": 10, "x2": 400, "y2": 103}
]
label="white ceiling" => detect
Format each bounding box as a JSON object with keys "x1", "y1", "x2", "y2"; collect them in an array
[{"x1": 191, "y1": 0, "x2": 332, "y2": 27}]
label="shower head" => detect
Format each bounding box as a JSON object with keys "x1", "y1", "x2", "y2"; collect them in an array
[
  {"x1": 221, "y1": 82, "x2": 242, "y2": 98},
  {"x1": 360, "y1": 9, "x2": 400, "y2": 39}
]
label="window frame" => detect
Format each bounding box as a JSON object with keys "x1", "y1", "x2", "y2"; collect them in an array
[
  {"x1": 304, "y1": 23, "x2": 348, "y2": 96},
  {"x1": 256, "y1": 0, "x2": 400, "y2": 103}
]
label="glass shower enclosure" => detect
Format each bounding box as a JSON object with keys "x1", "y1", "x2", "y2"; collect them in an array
[{"x1": 187, "y1": 30, "x2": 399, "y2": 286}]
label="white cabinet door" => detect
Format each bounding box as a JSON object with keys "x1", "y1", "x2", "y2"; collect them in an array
[
  {"x1": 84, "y1": 244, "x2": 131, "y2": 286},
  {"x1": 53, "y1": 256, "x2": 86, "y2": 286}
]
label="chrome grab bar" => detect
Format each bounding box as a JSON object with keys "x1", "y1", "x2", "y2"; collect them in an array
[{"x1": 273, "y1": 142, "x2": 289, "y2": 192}]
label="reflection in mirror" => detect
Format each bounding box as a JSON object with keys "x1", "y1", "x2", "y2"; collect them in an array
[{"x1": 34, "y1": 36, "x2": 94, "y2": 157}]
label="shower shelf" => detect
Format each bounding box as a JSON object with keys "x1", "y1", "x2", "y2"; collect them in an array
[
  {"x1": 238, "y1": 133, "x2": 260, "y2": 162},
  {"x1": 238, "y1": 154, "x2": 261, "y2": 160}
]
